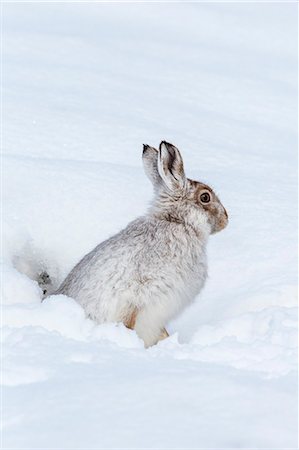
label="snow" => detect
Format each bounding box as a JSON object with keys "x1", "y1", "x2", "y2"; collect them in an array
[{"x1": 2, "y1": 2, "x2": 298, "y2": 449}]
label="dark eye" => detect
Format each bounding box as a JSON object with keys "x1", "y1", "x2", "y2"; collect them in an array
[{"x1": 200, "y1": 192, "x2": 211, "y2": 204}]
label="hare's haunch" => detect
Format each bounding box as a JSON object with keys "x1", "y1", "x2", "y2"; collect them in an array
[{"x1": 56, "y1": 141, "x2": 228, "y2": 347}]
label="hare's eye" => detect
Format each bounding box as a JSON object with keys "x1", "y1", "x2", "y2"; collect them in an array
[{"x1": 200, "y1": 192, "x2": 211, "y2": 204}]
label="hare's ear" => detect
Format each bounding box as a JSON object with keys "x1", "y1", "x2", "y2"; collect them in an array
[
  {"x1": 158, "y1": 141, "x2": 186, "y2": 192},
  {"x1": 142, "y1": 144, "x2": 162, "y2": 190}
]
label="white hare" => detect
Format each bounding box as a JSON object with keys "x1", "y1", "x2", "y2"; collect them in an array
[{"x1": 56, "y1": 141, "x2": 228, "y2": 347}]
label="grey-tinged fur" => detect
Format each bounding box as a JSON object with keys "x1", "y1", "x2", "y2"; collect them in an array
[{"x1": 56, "y1": 141, "x2": 228, "y2": 347}]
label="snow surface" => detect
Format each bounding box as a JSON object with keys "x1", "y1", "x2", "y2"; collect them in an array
[{"x1": 2, "y1": 2, "x2": 298, "y2": 449}]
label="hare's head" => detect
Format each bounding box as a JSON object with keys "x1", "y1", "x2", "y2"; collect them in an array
[{"x1": 143, "y1": 141, "x2": 228, "y2": 235}]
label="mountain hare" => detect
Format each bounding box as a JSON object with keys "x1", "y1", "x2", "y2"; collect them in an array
[{"x1": 56, "y1": 141, "x2": 228, "y2": 347}]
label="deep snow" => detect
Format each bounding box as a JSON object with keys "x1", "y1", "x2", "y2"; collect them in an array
[{"x1": 2, "y1": 2, "x2": 298, "y2": 449}]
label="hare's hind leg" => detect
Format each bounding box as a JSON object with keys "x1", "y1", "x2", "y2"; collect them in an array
[
  {"x1": 133, "y1": 306, "x2": 170, "y2": 348},
  {"x1": 123, "y1": 306, "x2": 169, "y2": 347}
]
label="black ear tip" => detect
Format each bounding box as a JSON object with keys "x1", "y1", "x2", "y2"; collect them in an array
[
  {"x1": 143, "y1": 144, "x2": 149, "y2": 153},
  {"x1": 159, "y1": 140, "x2": 167, "y2": 151},
  {"x1": 160, "y1": 140, "x2": 175, "y2": 150}
]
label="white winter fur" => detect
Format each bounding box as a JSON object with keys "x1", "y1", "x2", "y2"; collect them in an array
[{"x1": 56, "y1": 142, "x2": 228, "y2": 347}]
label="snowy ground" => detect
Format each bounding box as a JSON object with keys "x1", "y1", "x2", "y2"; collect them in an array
[{"x1": 2, "y1": 2, "x2": 298, "y2": 449}]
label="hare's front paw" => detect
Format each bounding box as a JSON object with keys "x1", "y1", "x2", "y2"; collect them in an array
[{"x1": 159, "y1": 328, "x2": 169, "y2": 340}]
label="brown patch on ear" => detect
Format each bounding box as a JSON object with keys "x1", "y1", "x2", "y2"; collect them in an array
[
  {"x1": 164, "y1": 144, "x2": 184, "y2": 180},
  {"x1": 124, "y1": 307, "x2": 139, "y2": 330},
  {"x1": 158, "y1": 141, "x2": 186, "y2": 190}
]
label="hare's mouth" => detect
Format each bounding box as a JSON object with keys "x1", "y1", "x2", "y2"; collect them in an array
[{"x1": 217, "y1": 215, "x2": 229, "y2": 232}]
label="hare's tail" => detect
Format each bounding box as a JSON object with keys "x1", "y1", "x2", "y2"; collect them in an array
[
  {"x1": 37, "y1": 271, "x2": 54, "y2": 297},
  {"x1": 12, "y1": 242, "x2": 59, "y2": 299}
]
